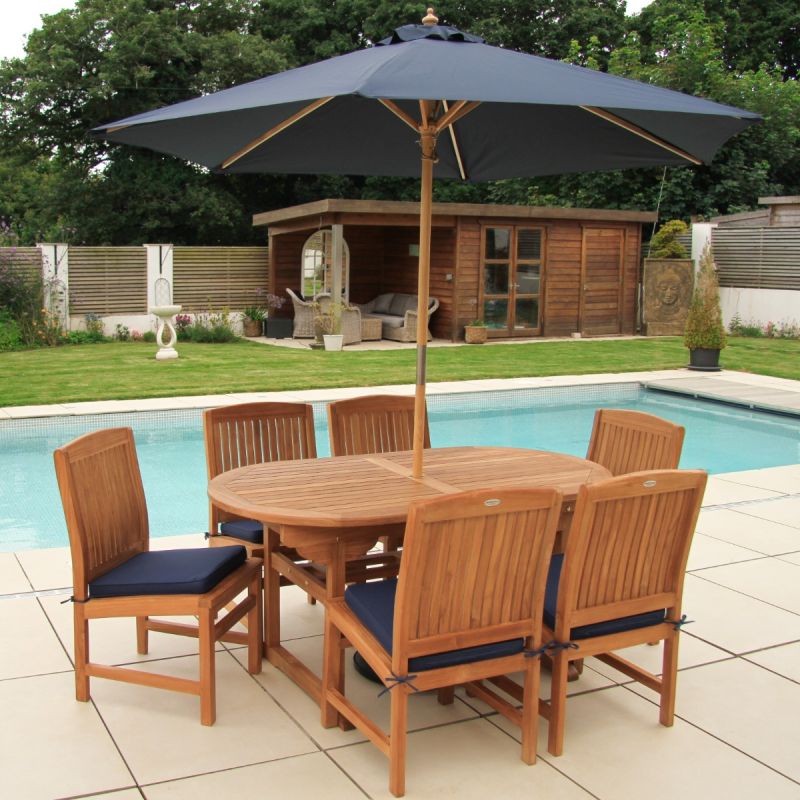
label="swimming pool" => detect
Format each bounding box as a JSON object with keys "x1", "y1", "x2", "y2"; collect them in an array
[{"x1": 2, "y1": 383, "x2": 798, "y2": 552}]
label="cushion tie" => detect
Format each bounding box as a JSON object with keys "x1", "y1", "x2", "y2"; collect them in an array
[
  {"x1": 524, "y1": 640, "x2": 579, "y2": 659},
  {"x1": 60, "y1": 595, "x2": 89, "y2": 604},
  {"x1": 667, "y1": 614, "x2": 693, "y2": 630},
  {"x1": 378, "y1": 671, "x2": 420, "y2": 697}
]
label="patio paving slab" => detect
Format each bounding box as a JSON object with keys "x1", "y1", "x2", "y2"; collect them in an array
[
  {"x1": 0, "y1": 597, "x2": 72, "y2": 680},
  {"x1": 701, "y1": 476, "x2": 785, "y2": 506},
  {"x1": 0, "y1": 552, "x2": 31, "y2": 594},
  {"x1": 628, "y1": 658, "x2": 800, "y2": 783},
  {"x1": 88, "y1": 650, "x2": 317, "y2": 785},
  {"x1": 0, "y1": 671, "x2": 134, "y2": 800},
  {"x1": 686, "y1": 532, "x2": 765, "y2": 570},
  {"x1": 491, "y1": 685, "x2": 800, "y2": 800},
  {"x1": 141, "y1": 752, "x2": 365, "y2": 800},
  {"x1": 745, "y1": 641, "x2": 800, "y2": 683},
  {"x1": 330, "y1": 716, "x2": 594, "y2": 800},
  {"x1": 740, "y1": 495, "x2": 800, "y2": 529},
  {"x1": 711, "y1": 464, "x2": 800, "y2": 495},
  {"x1": 681, "y1": 572, "x2": 800, "y2": 654},
  {"x1": 690, "y1": 556, "x2": 800, "y2": 615},
  {"x1": 695, "y1": 507, "x2": 800, "y2": 555}
]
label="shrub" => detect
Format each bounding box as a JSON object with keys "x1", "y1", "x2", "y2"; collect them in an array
[
  {"x1": 684, "y1": 244, "x2": 726, "y2": 351},
  {"x1": 0, "y1": 311, "x2": 23, "y2": 351},
  {"x1": 32, "y1": 308, "x2": 65, "y2": 347},
  {"x1": 649, "y1": 220, "x2": 689, "y2": 259},
  {"x1": 184, "y1": 308, "x2": 237, "y2": 343},
  {"x1": 0, "y1": 250, "x2": 44, "y2": 346},
  {"x1": 142, "y1": 330, "x2": 157, "y2": 343},
  {"x1": 115, "y1": 324, "x2": 130, "y2": 342}
]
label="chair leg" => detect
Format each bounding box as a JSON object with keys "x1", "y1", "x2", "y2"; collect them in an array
[
  {"x1": 321, "y1": 614, "x2": 344, "y2": 728},
  {"x1": 521, "y1": 657, "x2": 540, "y2": 765},
  {"x1": 437, "y1": 686, "x2": 455, "y2": 705},
  {"x1": 136, "y1": 616, "x2": 149, "y2": 654},
  {"x1": 199, "y1": 608, "x2": 216, "y2": 726},
  {"x1": 73, "y1": 605, "x2": 90, "y2": 702},
  {"x1": 547, "y1": 651, "x2": 570, "y2": 757},
  {"x1": 389, "y1": 686, "x2": 409, "y2": 797},
  {"x1": 247, "y1": 572, "x2": 263, "y2": 675},
  {"x1": 660, "y1": 633, "x2": 679, "y2": 726}
]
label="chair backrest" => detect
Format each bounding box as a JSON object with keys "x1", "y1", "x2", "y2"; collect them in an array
[
  {"x1": 286, "y1": 287, "x2": 309, "y2": 308},
  {"x1": 586, "y1": 409, "x2": 685, "y2": 476},
  {"x1": 327, "y1": 394, "x2": 430, "y2": 456},
  {"x1": 54, "y1": 427, "x2": 149, "y2": 598},
  {"x1": 392, "y1": 487, "x2": 563, "y2": 671},
  {"x1": 203, "y1": 401, "x2": 316, "y2": 479},
  {"x1": 554, "y1": 469, "x2": 707, "y2": 638}
]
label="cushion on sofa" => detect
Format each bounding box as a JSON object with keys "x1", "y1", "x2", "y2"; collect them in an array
[
  {"x1": 372, "y1": 293, "x2": 395, "y2": 313},
  {"x1": 388, "y1": 293, "x2": 413, "y2": 316},
  {"x1": 368, "y1": 312, "x2": 405, "y2": 329}
]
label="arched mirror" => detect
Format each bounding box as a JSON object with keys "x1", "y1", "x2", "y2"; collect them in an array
[{"x1": 301, "y1": 229, "x2": 350, "y2": 299}]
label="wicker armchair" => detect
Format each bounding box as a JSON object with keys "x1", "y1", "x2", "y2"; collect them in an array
[{"x1": 286, "y1": 289, "x2": 362, "y2": 345}]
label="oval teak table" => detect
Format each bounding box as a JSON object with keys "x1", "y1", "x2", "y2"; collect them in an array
[{"x1": 208, "y1": 446, "x2": 611, "y2": 710}]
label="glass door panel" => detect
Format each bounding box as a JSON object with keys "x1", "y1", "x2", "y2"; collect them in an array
[
  {"x1": 484, "y1": 299, "x2": 509, "y2": 329},
  {"x1": 484, "y1": 263, "x2": 509, "y2": 294},
  {"x1": 514, "y1": 298, "x2": 539, "y2": 330}
]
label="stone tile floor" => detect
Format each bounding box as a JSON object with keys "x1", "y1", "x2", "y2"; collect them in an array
[{"x1": 2, "y1": 464, "x2": 799, "y2": 799}]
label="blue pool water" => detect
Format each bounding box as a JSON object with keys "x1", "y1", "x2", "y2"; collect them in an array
[{"x1": 1, "y1": 383, "x2": 798, "y2": 552}]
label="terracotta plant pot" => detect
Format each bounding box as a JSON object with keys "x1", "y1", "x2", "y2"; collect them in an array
[{"x1": 464, "y1": 325, "x2": 488, "y2": 344}]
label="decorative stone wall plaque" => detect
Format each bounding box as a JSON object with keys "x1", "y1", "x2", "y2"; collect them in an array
[{"x1": 642, "y1": 259, "x2": 694, "y2": 336}]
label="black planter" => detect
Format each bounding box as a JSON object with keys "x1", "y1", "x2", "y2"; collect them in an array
[
  {"x1": 264, "y1": 317, "x2": 293, "y2": 339},
  {"x1": 687, "y1": 347, "x2": 722, "y2": 371}
]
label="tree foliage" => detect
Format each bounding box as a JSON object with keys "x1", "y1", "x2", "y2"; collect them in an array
[{"x1": 0, "y1": 0, "x2": 797, "y2": 245}]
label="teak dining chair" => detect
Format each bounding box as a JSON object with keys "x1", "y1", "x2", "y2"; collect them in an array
[
  {"x1": 328, "y1": 393, "x2": 430, "y2": 559},
  {"x1": 322, "y1": 486, "x2": 563, "y2": 797},
  {"x1": 203, "y1": 401, "x2": 317, "y2": 551},
  {"x1": 586, "y1": 408, "x2": 685, "y2": 476},
  {"x1": 539, "y1": 469, "x2": 706, "y2": 756},
  {"x1": 54, "y1": 427, "x2": 262, "y2": 726},
  {"x1": 327, "y1": 394, "x2": 430, "y2": 457}
]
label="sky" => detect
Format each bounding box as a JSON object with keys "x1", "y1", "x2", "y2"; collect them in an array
[{"x1": 0, "y1": 1, "x2": 656, "y2": 60}]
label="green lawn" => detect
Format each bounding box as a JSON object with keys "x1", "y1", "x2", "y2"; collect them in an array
[{"x1": 0, "y1": 337, "x2": 798, "y2": 407}]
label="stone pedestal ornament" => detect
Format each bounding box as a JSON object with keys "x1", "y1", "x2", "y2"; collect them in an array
[{"x1": 149, "y1": 276, "x2": 181, "y2": 360}]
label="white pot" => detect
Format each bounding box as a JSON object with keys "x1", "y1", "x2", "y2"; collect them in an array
[{"x1": 323, "y1": 334, "x2": 344, "y2": 351}]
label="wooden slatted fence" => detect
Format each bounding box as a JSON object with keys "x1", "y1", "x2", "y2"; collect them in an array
[
  {"x1": 173, "y1": 247, "x2": 268, "y2": 312},
  {"x1": 69, "y1": 247, "x2": 147, "y2": 314},
  {"x1": 712, "y1": 228, "x2": 800, "y2": 291},
  {"x1": 0, "y1": 247, "x2": 42, "y2": 280}
]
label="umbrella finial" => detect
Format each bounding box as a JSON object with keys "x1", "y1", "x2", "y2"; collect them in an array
[{"x1": 422, "y1": 8, "x2": 438, "y2": 26}]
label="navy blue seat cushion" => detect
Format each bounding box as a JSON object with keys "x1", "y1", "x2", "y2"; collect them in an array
[
  {"x1": 219, "y1": 518, "x2": 263, "y2": 544},
  {"x1": 90, "y1": 546, "x2": 247, "y2": 598},
  {"x1": 345, "y1": 578, "x2": 523, "y2": 672},
  {"x1": 545, "y1": 553, "x2": 665, "y2": 640}
]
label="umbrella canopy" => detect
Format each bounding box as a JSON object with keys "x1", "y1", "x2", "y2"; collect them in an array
[{"x1": 94, "y1": 8, "x2": 760, "y2": 477}]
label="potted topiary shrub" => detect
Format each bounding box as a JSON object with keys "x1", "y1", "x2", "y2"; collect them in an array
[
  {"x1": 464, "y1": 319, "x2": 488, "y2": 344},
  {"x1": 684, "y1": 243, "x2": 727, "y2": 371}
]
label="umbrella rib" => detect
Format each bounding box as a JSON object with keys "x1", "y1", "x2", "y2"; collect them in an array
[
  {"x1": 441, "y1": 100, "x2": 468, "y2": 181},
  {"x1": 221, "y1": 96, "x2": 335, "y2": 169},
  {"x1": 378, "y1": 99, "x2": 421, "y2": 133},
  {"x1": 581, "y1": 106, "x2": 702, "y2": 165}
]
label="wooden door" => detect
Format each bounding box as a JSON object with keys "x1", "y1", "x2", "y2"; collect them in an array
[{"x1": 580, "y1": 227, "x2": 625, "y2": 336}]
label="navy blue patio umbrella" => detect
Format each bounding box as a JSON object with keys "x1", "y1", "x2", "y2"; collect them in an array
[{"x1": 94, "y1": 8, "x2": 760, "y2": 476}]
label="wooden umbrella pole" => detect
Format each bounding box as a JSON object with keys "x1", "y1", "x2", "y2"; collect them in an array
[{"x1": 412, "y1": 126, "x2": 436, "y2": 479}]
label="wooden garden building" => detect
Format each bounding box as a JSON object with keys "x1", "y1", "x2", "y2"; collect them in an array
[{"x1": 254, "y1": 199, "x2": 656, "y2": 342}]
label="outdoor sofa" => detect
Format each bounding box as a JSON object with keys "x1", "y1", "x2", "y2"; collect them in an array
[{"x1": 358, "y1": 292, "x2": 439, "y2": 342}]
